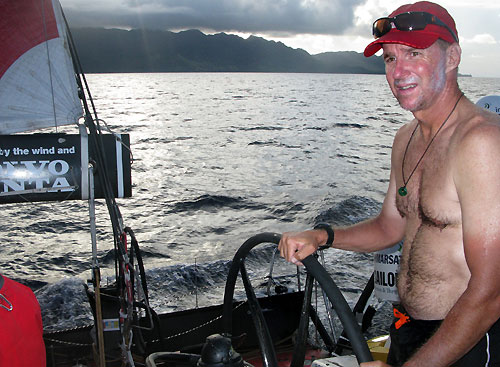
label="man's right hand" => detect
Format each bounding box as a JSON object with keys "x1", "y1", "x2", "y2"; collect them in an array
[{"x1": 278, "y1": 229, "x2": 326, "y2": 265}]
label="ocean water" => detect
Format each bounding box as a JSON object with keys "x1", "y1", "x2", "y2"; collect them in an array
[{"x1": 0, "y1": 73, "x2": 498, "y2": 333}]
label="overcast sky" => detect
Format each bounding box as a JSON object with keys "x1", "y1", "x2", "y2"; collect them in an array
[{"x1": 60, "y1": 0, "x2": 500, "y2": 78}]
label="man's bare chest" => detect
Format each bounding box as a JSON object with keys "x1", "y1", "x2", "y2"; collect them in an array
[{"x1": 396, "y1": 146, "x2": 461, "y2": 228}]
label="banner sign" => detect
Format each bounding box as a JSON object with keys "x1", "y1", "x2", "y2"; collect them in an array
[
  {"x1": 374, "y1": 242, "x2": 402, "y2": 302},
  {"x1": 0, "y1": 133, "x2": 131, "y2": 204}
]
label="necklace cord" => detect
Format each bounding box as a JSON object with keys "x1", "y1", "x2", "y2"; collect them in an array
[{"x1": 399, "y1": 92, "x2": 464, "y2": 196}]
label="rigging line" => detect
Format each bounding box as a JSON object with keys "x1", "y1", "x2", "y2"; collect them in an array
[
  {"x1": 319, "y1": 250, "x2": 338, "y2": 343},
  {"x1": 62, "y1": 10, "x2": 100, "y2": 128},
  {"x1": 266, "y1": 247, "x2": 279, "y2": 296},
  {"x1": 62, "y1": 10, "x2": 135, "y2": 367},
  {"x1": 61, "y1": 9, "x2": 124, "y2": 235},
  {"x1": 41, "y1": 0, "x2": 59, "y2": 131},
  {"x1": 195, "y1": 258, "x2": 198, "y2": 309},
  {"x1": 98, "y1": 118, "x2": 135, "y2": 164},
  {"x1": 159, "y1": 301, "x2": 247, "y2": 342}
]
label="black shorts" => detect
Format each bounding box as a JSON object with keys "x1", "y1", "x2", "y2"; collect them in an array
[{"x1": 387, "y1": 305, "x2": 500, "y2": 366}]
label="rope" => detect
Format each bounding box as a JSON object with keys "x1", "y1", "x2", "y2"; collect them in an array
[
  {"x1": 152, "y1": 301, "x2": 246, "y2": 343},
  {"x1": 96, "y1": 119, "x2": 134, "y2": 163},
  {"x1": 44, "y1": 337, "x2": 92, "y2": 347}
]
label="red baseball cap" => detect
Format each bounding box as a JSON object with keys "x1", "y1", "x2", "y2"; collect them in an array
[{"x1": 364, "y1": 1, "x2": 458, "y2": 57}]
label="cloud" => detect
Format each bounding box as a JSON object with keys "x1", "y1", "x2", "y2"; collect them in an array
[
  {"x1": 61, "y1": 0, "x2": 365, "y2": 36},
  {"x1": 466, "y1": 34, "x2": 497, "y2": 44}
]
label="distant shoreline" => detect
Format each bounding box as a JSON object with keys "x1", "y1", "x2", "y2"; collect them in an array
[{"x1": 71, "y1": 28, "x2": 385, "y2": 75}]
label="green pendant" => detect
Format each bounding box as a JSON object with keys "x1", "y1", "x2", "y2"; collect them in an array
[{"x1": 398, "y1": 186, "x2": 408, "y2": 197}]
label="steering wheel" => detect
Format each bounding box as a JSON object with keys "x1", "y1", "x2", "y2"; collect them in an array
[{"x1": 222, "y1": 233, "x2": 373, "y2": 367}]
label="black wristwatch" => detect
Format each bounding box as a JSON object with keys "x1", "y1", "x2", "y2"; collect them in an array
[{"x1": 313, "y1": 222, "x2": 334, "y2": 246}]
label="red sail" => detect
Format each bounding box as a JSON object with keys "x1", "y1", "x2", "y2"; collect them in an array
[{"x1": 0, "y1": 0, "x2": 59, "y2": 79}]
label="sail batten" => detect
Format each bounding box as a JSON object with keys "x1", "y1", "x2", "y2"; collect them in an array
[{"x1": 0, "y1": 0, "x2": 82, "y2": 134}]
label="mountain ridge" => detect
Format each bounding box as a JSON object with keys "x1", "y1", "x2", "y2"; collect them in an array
[{"x1": 70, "y1": 28, "x2": 386, "y2": 74}]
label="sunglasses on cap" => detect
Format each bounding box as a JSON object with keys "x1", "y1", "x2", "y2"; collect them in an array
[{"x1": 372, "y1": 11, "x2": 458, "y2": 43}]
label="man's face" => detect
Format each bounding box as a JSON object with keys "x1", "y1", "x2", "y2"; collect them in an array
[{"x1": 382, "y1": 42, "x2": 448, "y2": 112}]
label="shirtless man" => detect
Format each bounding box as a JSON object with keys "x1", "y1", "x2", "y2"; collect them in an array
[{"x1": 278, "y1": 2, "x2": 500, "y2": 366}]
